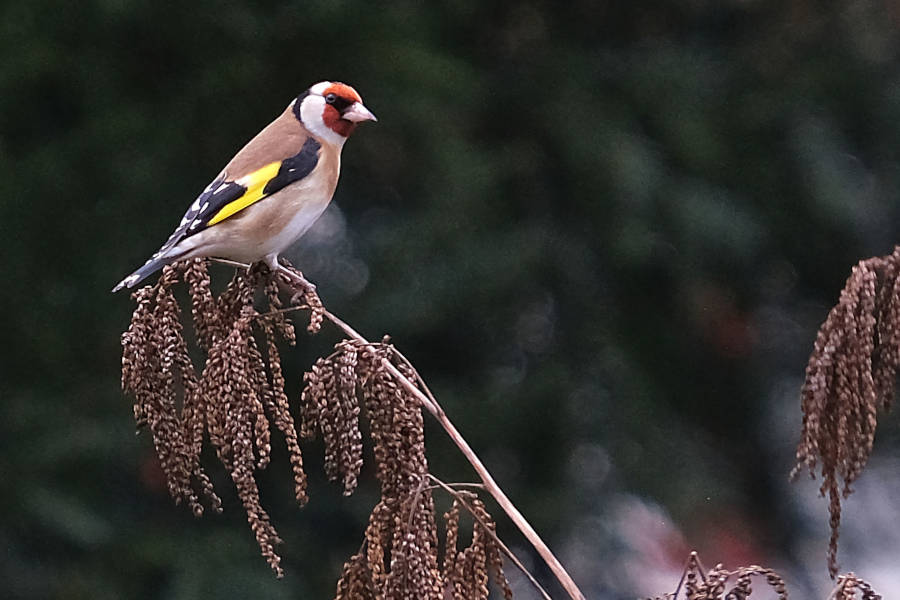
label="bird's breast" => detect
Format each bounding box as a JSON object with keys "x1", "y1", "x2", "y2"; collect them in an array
[{"x1": 265, "y1": 173, "x2": 335, "y2": 249}]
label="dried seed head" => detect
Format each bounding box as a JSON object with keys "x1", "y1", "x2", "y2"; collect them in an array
[
  {"x1": 184, "y1": 258, "x2": 219, "y2": 350},
  {"x1": 120, "y1": 259, "x2": 325, "y2": 576},
  {"x1": 312, "y1": 340, "x2": 439, "y2": 597},
  {"x1": 652, "y1": 554, "x2": 790, "y2": 600},
  {"x1": 441, "y1": 492, "x2": 512, "y2": 600},
  {"x1": 834, "y1": 573, "x2": 882, "y2": 600},
  {"x1": 121, "y1": 265, "x2": 221, "y2": 518},
  {"x1": 124, "y1": 260, "x2": 511, "y2": 595},
  {"x1": 335, "y1": 552, "x2": 376, "y2": 600},
  {"x1": 794, "y1": 248, "x2": 900, "y2": 576}
]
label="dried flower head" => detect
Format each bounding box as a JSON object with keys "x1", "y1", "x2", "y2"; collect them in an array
[
  {"x1": 648, "y1": 553, "x2": 786, "y2": 600},
  {"x1": 123, "y1": 259, "x2": 513, "y2": 596},
  {"x1": 315, "y1": 342, "x2": 512, "y2": 599},
  {"x1": 442, "y1": 492, "x2": 513, "y2": 600},
  {"x1": 793, "y1": 247, "x2": 900, "y2": 576},
  {"x1": 833, "y1": 573, "x2": 882, "y2": 600},
  {"x1": 651, "y1": 553, "x2": 883, "y2": 600},
  {"x1": 301, "y1": 341, "x2": 364, "y2": 495},
  {"x1": 122, "y1": 263, "x2": 222, "y2": 518},
  {"x1": 316, "y1": 341, "x2": 442, "y2": 598},
  {"x1": 121, "y1": 259, "x2": 317, "y2": 576}
]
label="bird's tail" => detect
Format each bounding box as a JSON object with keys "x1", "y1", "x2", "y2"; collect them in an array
[{"x1": 111, "y1": 254, "x2": 170, "y2": 292}]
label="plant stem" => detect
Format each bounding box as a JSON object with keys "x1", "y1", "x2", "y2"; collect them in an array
[
  {"x1": 218, "y1": 259, "x2": 587, "y2": 600},
  {"x1": 291, "y1": 273, "x2": 585, "y2": 600}
]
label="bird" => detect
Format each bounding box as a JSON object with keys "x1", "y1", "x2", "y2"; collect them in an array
[{"x1": 112, "y1": 80, "x2": 376, "y2": 292}]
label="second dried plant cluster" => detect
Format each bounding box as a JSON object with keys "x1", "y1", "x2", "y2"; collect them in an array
[
  {"x1": 648, "y1": 552, "x2": 881, "y2": 600},
  {"x1": 794, "y1": 247, "x2": 900, "y2": 576}
]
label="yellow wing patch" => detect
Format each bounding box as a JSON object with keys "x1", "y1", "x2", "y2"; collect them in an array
[{"x1": 207, "y1": 161, "x2": 282, "y2": 226}]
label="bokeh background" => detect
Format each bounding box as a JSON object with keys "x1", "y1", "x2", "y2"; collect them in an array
[{"x1": 4, "y1": 1, "x2": 900, "y2": 598}]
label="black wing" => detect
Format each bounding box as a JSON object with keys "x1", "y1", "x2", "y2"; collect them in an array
[{"x1": 113, "y1": 137, "x2": 321, "y2": 292}]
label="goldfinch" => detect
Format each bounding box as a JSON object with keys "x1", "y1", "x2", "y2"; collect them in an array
[{"x1": 113, "y1": 80, "x2": 376, "y2": 292}]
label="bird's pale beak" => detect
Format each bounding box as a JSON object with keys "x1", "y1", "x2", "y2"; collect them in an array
[{"x1": 342, "y1": 102, "x2": 378, "y2": 123}]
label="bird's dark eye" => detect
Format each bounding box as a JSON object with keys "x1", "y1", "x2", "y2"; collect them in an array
[{"x1": 325, "y1": 93, "x2": 337, "y2": 104}]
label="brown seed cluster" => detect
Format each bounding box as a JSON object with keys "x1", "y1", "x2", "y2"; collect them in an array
[
  {"x1": 122, "y1": 259, "x2": 316, "y2": 577},
  {"x1": 123, "y1": 264, "x2": 223, "y2": 517},
  {"x1": 322, "y1": 341, "x2": 443, "y2": 599},
  {"x1": 793, "y1": 247, "x2": 900, "y2": 576},
  {"x1": 442, "y1": 492, "x2": 513, "y2": 600},
  {"x1": 649, "y1": 553, "x2": 882, "y2": 600},
  {"x1": 123, "y1": 259, "x2": 513, "y2": 596},
  {"x1": 648, "y1": 553, "x2": 787, "y2": 600},
  {"x1": 682, "y1": 564, "x2": 787, "y2": 600},
  {"x1": 833, "y1": 573, "x2": 882, "y2": 600},
  {"x1": 311, "y1": 342, "x2": 512, "y2": 599},
  {"x1": 301, "y1": 341, "x2": 365, "y2": 495}
]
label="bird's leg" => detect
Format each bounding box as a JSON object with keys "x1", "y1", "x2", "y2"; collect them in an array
[
  {"x1": 263, "y1": 254, "x2": 280, "y2": 273},
  {"x1": 265, "y1": 254, "x2": 317, "y2": 293}
]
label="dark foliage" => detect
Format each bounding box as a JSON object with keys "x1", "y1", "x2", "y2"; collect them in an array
[{"x1": 6, "y1": 0, "x2": 900, "y2": 597}]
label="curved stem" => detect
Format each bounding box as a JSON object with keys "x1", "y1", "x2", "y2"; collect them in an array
[
  {"x1": 217, "y1": 259, "x2": 587, "y2": 600},
  {"x1": 323, "y1": 291, "x2": 586, "y2": 599}
]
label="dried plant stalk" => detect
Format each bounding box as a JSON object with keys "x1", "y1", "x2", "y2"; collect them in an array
[
  {"x1": 122, "y1": 259, "x2": 522, "y2": 598},
  {"x1": 793, "y1": 247, "x2": 900, "y2": 576},
  {"x1": 121, "y1": 249, "x2": 900, "y2": 597},
  {"x1": 313, "y1": 304, "x2": 585, "y2": 600}
]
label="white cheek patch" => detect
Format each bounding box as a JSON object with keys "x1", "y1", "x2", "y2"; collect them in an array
[{"x1": 299, "y1": 93, "x2": 347, "y2": 147}]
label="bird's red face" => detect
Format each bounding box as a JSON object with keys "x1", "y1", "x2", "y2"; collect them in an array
[
  {"x1": 320, "y1": 83, "x2": 374, "y2": 137},
  {"x1": 296, "y1": 81, "x2": 377, "y2": 145}
]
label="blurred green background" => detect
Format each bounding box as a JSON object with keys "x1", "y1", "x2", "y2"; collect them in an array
[{"x1": 5, "y1": 1, "x2": 900, "y2": 598}]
